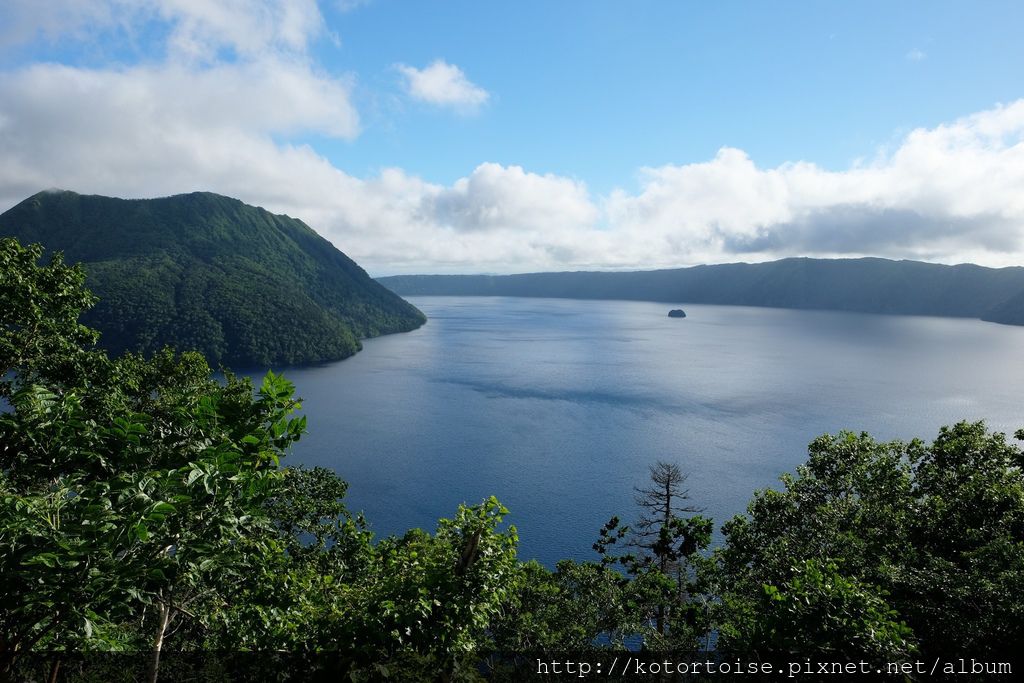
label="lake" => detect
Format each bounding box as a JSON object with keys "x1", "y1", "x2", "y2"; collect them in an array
[{"x1": 262, "y1": 296, "x2": 1024, "y2": 567}]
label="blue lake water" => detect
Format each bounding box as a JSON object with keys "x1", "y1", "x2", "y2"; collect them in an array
[{"x1": 260, "y1": 296, "x2": 1024, "y2": 567}]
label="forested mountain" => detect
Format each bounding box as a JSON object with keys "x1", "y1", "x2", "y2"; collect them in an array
[
  {"x1": 379, "y1": 258, "x2": 1024, "y2": 325},
  {"x1": 0, "y1": 190, "x2": 425, "y2": 366}
]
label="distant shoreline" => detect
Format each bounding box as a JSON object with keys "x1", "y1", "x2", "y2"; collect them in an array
[{"x1": 378, "y1": 256, "x2": 1024, "y2": 327}]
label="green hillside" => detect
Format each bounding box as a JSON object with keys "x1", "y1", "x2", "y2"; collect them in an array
[
  {"x1": 0, "y1": 190, "x2": 425, "y2": 367},
  {"x1": 379, "y1": 258, "x2": 1024, "y2": 324},
  {"x1": 981, "y1": 286, "x2": 1024, "y2": 325}
]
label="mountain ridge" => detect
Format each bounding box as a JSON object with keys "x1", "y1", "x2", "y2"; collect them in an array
[
  {"x1": 378, "y1": 258, "x2": 1024, "y2": 325},
  {"x1": 1, "y1": 189, "x2": 426, "y2": 367}
]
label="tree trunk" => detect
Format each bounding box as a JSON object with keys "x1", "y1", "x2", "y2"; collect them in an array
[
  {"x1": 47, "y1": 658, "x2": 61, "y2": 683},
  {"x1": 148, "y1": 600, "x2": 172, "y2": 683},
  {"x1": 659, "y1": 478, "x2": 671, "y2": 634}
]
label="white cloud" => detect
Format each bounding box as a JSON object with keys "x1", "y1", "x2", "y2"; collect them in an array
[
  {"x1": 5, "y1": 85, "x2": 1024, "y2": 273},
  {"x1": 906, "y1": 49, "x2": 927, "y2": 62},
  {"x1": 0, "y1": 0, "x2": 112, "y2": 48},
  {"x1": 430, "y1": 163, "x2": 597, "y2": 233},
  {"x1": 396, "y1": 60, "x2": 489, "y2": 112},
  {"x1": 601, "y1": 101, "x2": 1024, "y2": 267},
  {"x1": 0, "y1": 0, "x2": 324, "y2": 60},
  {"x1": 305, "y1": 99, "x2": 1024, "y2": 271},
  {"x1": 4, "y1": 60, "x2": 357, "y2": 138},
  {"x1": 0, "y1": 0, "x2": 363, "y2": 261},
  {"x1": 0, "y1": 59, "x2": 358, "y2": 208}
]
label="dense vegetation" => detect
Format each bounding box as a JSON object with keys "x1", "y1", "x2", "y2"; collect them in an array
[
  {"x1": 0, "y1": 191, "x2": 426, "y2": 367},
  {"x1": 3, "y1": 237, "x2": 1022, "y2": 680},
  {"x1": 379, "y1": 258, "x2": 1024, "y2": 325}
]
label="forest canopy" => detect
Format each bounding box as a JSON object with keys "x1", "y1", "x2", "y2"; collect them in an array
[{"x1": 0, "y1": 191, "x2": 426, "y2": 367}]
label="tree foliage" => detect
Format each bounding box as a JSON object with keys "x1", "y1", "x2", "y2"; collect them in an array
[
  {"x1": 715, "y1": 426, "x2": 1024, "y2": 662},
  {"x1": 1, "y1": 239, "x2": 308, "y2": 672},
  {"x1": 0, "y1": 238, "x2": 101, "y2": 397},
  {"x1": 3, "y1": 235, "x2": 1023, "y2": 678},
  {"x1": 0, "y1": 238, "x2": 513, "y2": 681}
]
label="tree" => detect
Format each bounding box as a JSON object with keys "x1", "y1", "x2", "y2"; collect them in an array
[
  {"x1": 0, "y1": 237, "x2": 101, "y2": 398},
  {"x1": 1, "y1": 239, "x2": 306, "y2": 680},
  {"x1": 333, "y1": 497, "x2": 519, "y2": 676},
  {"x1": 718, "y1": 559, "x2": 914, "y2": 660},
  {"x1": 631, "y1": 461, "x2": 702, "y2": 572},
  {"x1": 488, "y1": 558, "x2": 651, "y2": 653},
  {"x1": 0, "y1": 355, "x2": 306, "y2": 676},
  {"x1": 594, "y1": 461, "x2": 712, "y2": 647},
  {"x1": 903, "y1": 422, "x2": 1024, "y2": 660},
  {"x1": 714, "y1": 424, "x2": 1024, "y2": 662}
]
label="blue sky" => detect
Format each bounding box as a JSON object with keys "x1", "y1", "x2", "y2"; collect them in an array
[
  {"x1": 319, "y1": 1, "x2": 1024, "y2": 190},
  {"x1": 2, "y1": 1, "x2": 1024, "y2": 273}
]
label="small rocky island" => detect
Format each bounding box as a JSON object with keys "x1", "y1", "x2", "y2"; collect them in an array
[{"x1": 668, "y1": 309, "x2": 687, "y2": 318}]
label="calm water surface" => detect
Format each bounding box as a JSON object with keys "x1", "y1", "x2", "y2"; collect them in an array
[{"x1": 263, "y1": 297, "x2": 1024, "y2": 567}]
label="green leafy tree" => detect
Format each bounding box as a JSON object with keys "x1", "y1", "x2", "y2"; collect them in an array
[
  {"x1": 718, "y1": 558, "x2": 914, "y2": 660},
  {"x1": 489, "y1": 556, "x2": 686, "y2": 657},
  {"x1": 335, "y1": 497, "x2": 519, "y2": 677},
  {"x1": 715, "y1": 424, "x2": 1024, "y2": 661},
  {"x1": 0, "y1": 237, "x2": 101, "y2": 397},
  {"x1": 1, "y1": 239, "x2": 306, "y2": 680},
  {"x1": 902, "y1": 422, "x2": 1024, "y2": 659}
]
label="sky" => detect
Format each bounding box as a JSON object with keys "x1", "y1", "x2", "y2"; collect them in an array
[{"x1": 1, "y1": 1, "x2": 1024, "y2": 275}]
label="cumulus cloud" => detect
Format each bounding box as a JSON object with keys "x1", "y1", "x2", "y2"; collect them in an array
[
  {"x1": 0, "y1": 59, "x2": 359, "y2": 208},
  {"x1": 596, "y1": 101, "x2": 1024, "y2": 268},
  {"x1": 430, "y1": 164, "x2": 597, "y2": 233},
  {"x1": 396, "y1": 60, "x2": 489, "y2": 111},
  {"x1": 4, "y1": 84, "x2": 1024, "y2": 272}
]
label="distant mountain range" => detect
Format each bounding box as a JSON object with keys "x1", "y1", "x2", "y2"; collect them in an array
[
  {"x1": 0, "y1": 190, "x2": 425, "y2": 367},
  {"x1": 379, "y1": 258, "x2": 1024, "y2": 326}
]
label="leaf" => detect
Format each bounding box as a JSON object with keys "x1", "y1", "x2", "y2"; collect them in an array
[
  {"x1": 152, "y1": 502, "x2": 177, "y2": 515},
  {"x1": 25, "y1": 553, "x2": 60, "y2": 568}
]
